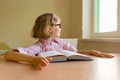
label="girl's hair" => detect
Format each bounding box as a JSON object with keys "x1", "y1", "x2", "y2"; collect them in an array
[{"x1": 31, "y1": 13, "x2": 60, "y2": 39}]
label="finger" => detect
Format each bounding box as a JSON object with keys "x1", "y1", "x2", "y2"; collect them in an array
[
  {"x1": 39, "y1": 56, "x2": 50, "y2": 63},
  {"x1": 36, "y1": 65, "x2": 42, "y2": 70},
  {"x1": 105, "y1": 54, "x2": 114, "y2": 58},
  {"x1": 109, "y1": 54, "x2": 114, "y2": 57},
  {"x1": 33, "y1": 57, "x2": 47, "y2": 67},
  {"x1": 37, "y1": 57, "x2": 50, "y2": 66},
  {"x1": 98, "y1": 53, "x2": 110, "y2": 58},
  {"x1": 32, "y1": 63, "x2": 42, "y2": 70},
  {"x1": 99, "y1": 53, "x2": 114, "y2": 58},
  {"x1": 46, "y1": 57, "x2": 52, "y2": 61},
  {"x1": 42, "y1": 57, "x2": 50, "y2": 65}
]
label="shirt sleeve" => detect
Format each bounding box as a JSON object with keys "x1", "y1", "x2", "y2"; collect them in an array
[
  {"x1": 15, "y1": 44, "x2": 41, "y2": 56},
  {"x1": 60, "y1": 39, "x2": 78, "y2": 52}
]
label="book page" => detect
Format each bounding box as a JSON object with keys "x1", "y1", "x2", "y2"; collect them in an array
[
  {"x1": 39, "y1": 51, "x2": 65, "y2": 58},
  {"x1": 39, "y1": 51, "x2": 67, "y2": 62},
  {"x1": 59, "y1": 50, "x2": 93, "y2": 61},
  {"x1": 59, "y1": 50, "x2": 88, "y2": 57}
]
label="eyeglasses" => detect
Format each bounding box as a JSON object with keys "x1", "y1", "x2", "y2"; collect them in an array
[{"x1": 54, "y1": 24, "x2": 61, "y2": 28}]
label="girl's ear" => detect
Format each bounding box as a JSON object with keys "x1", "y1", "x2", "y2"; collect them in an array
[{"x1": 48, "y1": 26, "x2": 53, "y2": 33}]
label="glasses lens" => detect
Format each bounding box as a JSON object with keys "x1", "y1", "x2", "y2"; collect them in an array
[{"x1": 55, "y1": 24, "x2": 61, "y2": 28}]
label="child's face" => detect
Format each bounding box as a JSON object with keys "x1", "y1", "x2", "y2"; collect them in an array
[{"x1": 50, "y1": 21, "x2": 62, "y2": 38}]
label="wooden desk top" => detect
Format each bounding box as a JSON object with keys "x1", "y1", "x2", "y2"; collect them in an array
[{"x1": 0, "y1": 53, "x2": 120, "y2": 80}]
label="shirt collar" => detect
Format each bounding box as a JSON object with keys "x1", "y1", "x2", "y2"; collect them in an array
[{"x1": 38, "y1": 38, "x2": 60, "y2": 46}]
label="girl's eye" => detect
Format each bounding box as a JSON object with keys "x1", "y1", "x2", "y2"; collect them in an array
[{"x1": 54, "y1": 24, "x2": 61, "y2": 28}]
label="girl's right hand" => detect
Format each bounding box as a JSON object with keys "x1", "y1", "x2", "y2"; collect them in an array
[{"x1": 31, "y1": 56, "x2": 51, "y2": 70}]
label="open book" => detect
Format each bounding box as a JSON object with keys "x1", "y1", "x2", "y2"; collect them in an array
[{"x1": 39, "y1": 50, "x2": 93, "y2": 63}]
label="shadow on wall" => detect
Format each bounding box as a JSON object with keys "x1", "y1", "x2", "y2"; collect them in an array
[{"x1": 0, "y1": 42, "x2": 11, "y2": 50}]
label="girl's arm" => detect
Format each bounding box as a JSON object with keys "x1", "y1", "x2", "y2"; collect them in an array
[
  {"x1": 4, "y1": 51, "x2": 50, "y2": 70},
  {"x1": 77, "y1": 50, "x2": 114, "y2": 58}
]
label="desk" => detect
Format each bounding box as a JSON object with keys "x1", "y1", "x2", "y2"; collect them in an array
[{"x1": 0, "y1": 54, "x2": 120, "y2": 80}]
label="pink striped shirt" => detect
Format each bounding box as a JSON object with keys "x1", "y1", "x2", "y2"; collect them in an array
[{"x1": 16, "y1": 38, "x2": 77, "y2": 56}]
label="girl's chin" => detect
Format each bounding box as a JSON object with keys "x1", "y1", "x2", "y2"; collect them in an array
[
  {"x1": 56, "y1": 35, "x2": 60, "y2": 38},
  {"x1": 53, "y1": 33, "x2": 61, "y2": 38},
  {"x1": 55, "y1": 35, "x2": 61, "y2": 38},
  {"x1": 52, "y1": 36, "x2": 60, "y2": 38}
]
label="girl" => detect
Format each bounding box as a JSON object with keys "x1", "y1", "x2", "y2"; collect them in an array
[{"x1": 4, "y1": 13, "x2": 114, "y2": 70}]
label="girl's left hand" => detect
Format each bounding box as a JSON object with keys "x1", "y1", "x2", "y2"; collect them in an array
[{"x1": 78, "y1": 50, "x2": 114, "y2": 58}]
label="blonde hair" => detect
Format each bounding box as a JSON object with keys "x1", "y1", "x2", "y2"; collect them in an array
[{"x1": 31, "y1": 13, "x2": 61, "y2": 39}]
